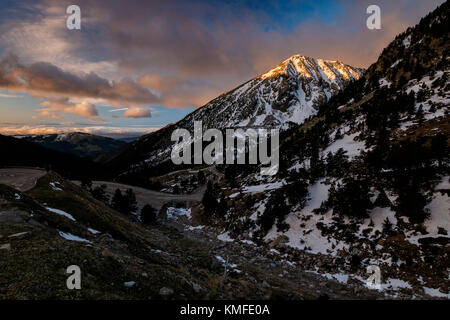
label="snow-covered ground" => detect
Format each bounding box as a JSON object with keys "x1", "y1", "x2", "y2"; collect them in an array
[
  {"x1": 405, "y1": 176, "x2": 450, "y2": 245},
  {"x1": 229, "y1": 181, "x2": 286, "y2": 198},
  {"x1": 323, "y1": 132, "x2": 367, "y2": 159},
  {"x1": 264, "y1": 179, "x2": 350, "y2": 255}
]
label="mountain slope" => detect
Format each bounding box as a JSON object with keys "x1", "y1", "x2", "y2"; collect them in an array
[
  {"x1": 103, "y1": 55, "x2": 363, "y2": 183},
  {"x1": 16, "y1": 132, "x2": 126, "y2": 159},
  {"x1": 0, "y1": 170, "x2": 385, "y2": 299},
  {"x1": 201, "y1": 1, "x2": 449, "y2": 297}
]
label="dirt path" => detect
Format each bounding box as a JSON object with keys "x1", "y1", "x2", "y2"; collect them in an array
[
  {"x1": 0, "y1": 168, "x2": 46, "y2": 191},
  {"x1": 90, "y1": 181, "x2": 205, "y2": 210}
]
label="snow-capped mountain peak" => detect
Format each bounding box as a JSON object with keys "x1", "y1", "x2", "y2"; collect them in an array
[
  {"x1": 187, "y1": 53, "x2": 364, "y2": 129},
  {"x1": 260, "y1": 54, "x2": 362, "y2": 83}
]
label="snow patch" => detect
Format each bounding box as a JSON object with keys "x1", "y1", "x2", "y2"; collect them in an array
[
  {"x1": 49, "y1": 182, "x2": 63, "y2": 191},
  {"x1": 58, "y1": 231, "x2": 90, "y2": 243},
  {"x1": 166, "y1": 207, "x2": 191, "y2": 220},
  {"x1": 217, "y1": 231, "x2": 234, "y2": 242},
  {"x1": 423, "y1": 287, "x2": 450, "y2": 298},
  {"x1": 88, "y1": 228, "x2": 101, "y2": 234},
  {"x1": 46, "y1": 207, "x2": 76, "y2": 221}
]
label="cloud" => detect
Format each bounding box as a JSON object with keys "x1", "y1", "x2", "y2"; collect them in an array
[
  {"x1": 0, "y1": 54, "x2": 159, "y2": 110},
  {"x1": 0, "y1": 0, "x2": 445, "y2": 112},
  {"x1": 61, "y1": 0, "x2": 443, "y2": 108},
  {"x1": 38, "y1": 99, "x2": 99, "y2": 118},
  {"x1": 0, "y1": 92, "x2": 22, "y2": 98},
  {"x1": 138, "y1": 74, "x2": 218, "y2": 108},
  {"x1": 123, "y1": 107, "x2": 152, "y2": 118}
]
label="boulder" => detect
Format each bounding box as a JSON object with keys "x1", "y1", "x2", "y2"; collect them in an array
[{"x1": 159, "y1": 287, "x2": 174, "y2": 296}]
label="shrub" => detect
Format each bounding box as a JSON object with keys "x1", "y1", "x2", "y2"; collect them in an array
[
  {"x1": 141, "y1": 204, "x2": 157, "y2": 224},
  {"x1": 202, "y1": 181, "x2": 217, "y2": 215},
  {"x1": 91, "y1": 184, "x2": 109, "y2": 203},
  {"x1": 111, "y1": 188, "x2": 137, "y2": 215}
]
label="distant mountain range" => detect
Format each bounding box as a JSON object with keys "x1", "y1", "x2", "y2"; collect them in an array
[
  {"x1": 14, "y1": 132, "x2": 126, "y2": 159},
  {"x1": 0, "y1": 134, "x2": 107, "y2": 179}
]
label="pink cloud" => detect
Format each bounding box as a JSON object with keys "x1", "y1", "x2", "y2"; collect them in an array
[{"x1": 123, "y1": 107, "x2": 152, "y2": 118}]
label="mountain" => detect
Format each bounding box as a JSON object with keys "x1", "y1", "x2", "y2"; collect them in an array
[
  {"x1": 195, "y1": 1, "x2": 449, "y2": 296},
  {"x1": 117, "y1": 136, "x2": 141, "y2": 143},
  {"x1": 1, "y1": 1, "x2": 448, "y2": 301},
  {"x1": 16, "y1": 132, "x2": 126, "y2": 159},
  {"x1": 0, "y1": 134, "x2": 107, "y2": 180},
  {"x1": 189, "y1": 55, "x2": 363, "y2": 129},
  {"x1": 103, "y1": 55, "x2": 363, "y2": 184}
]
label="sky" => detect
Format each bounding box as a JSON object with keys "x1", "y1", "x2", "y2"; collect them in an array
[{"x1": 0, "y1": 0, "x2": 445, "y2": 138}]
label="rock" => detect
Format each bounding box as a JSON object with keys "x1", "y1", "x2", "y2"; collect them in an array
[
  {"x1": 269, "y1": 235, "x2": 289, "y2": 248},
  {"x1": 124, "y1": 281, "x2": 135, "y2": 287},
  {"x1": 8, "y1": 232, "x2": 29, "y2": 239},
  {"x1": 192, "y1": 282, "x2": 202, "y2": 293},
  {"x1": 0, "y1": 243, "x2": 11, "y2": 251},
  {"x1": 159, "y1": 287, "x2": 174, "y2": 296}
]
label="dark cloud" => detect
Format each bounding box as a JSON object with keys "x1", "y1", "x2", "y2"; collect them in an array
[
  {"x1": 3, "y1": 0, "x2": 446, "y2": 110},
  {"x1": 57, "y1": 0, "x2": 442, "y2": 108},
  {"x1": 0, "y1": 54, "x2": 159, "y2": 107}
]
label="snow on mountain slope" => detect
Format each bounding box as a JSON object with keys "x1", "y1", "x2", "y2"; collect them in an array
[{"x1": 190, "y1": 54, "x2": 364, "y2": 129}]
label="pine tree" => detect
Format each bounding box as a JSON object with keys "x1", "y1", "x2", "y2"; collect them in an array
[
  {"x1": 111, "y1": 189, "x2": 124, "y2": 212},
  {"x1": 202, "y1": 181, "x2": 217, "y2": 216},
  {"x1": 91, "y1": 184, "x2": 109, "y2": 203},
  {"x1": 382, "y1": 217, "x2": 393, "y2": 233}
]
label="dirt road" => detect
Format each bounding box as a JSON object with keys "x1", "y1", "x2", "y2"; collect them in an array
[
  {"x1": 0, "y1": 168, "x2": 46, "y2": 191},
  {"x1": 90, "y1": 181, "x2": 205, "y2": 210},
  {"x1": 0, "y1": 168, "x2": 204, "y2": 210}
]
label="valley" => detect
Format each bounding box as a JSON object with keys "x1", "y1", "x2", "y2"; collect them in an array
[
  {"x1": 0, "y1": 168, "x2": 416, "y2": 299},
  {"x1": 0, "y1": 1, "x2": 449, "y2": 301}
]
